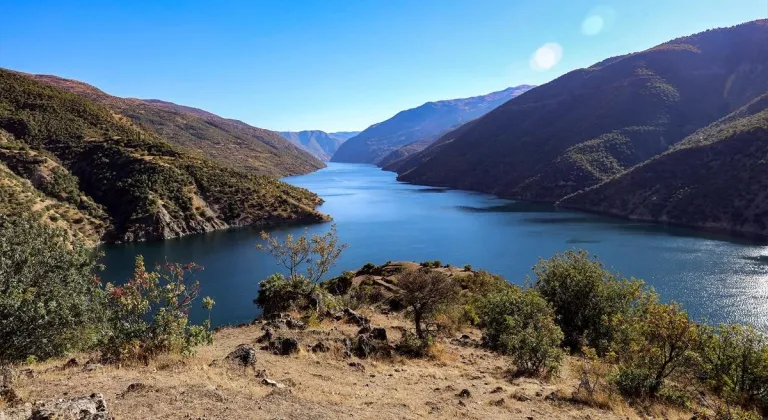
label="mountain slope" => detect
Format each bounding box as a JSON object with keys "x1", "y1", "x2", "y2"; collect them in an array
[
  {"x1": 560, "y1": 93, "x2": 768, "y2": 237},
  {"x1": 279, "y1": 130, "x2": 359, "y2": 161},
  {"x1": 0, "y1": 69, "x2": 326, "y2": 243},
  {"x1": 331, "y1": 85, "x2": 534, "y2": 164},
  {"x1": 28, "y1": 74, "x2": 324, "y2": 177},
  {"x1": 397, "y1": 21, "x2": 768, "y2": 203}
]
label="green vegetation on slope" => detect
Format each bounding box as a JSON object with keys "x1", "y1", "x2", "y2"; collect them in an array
[
  {"x1": 560, "y1": 93, "x2": 768, "y2": 237},
  {"x1": 29, "y1": 74, "x2": 324, "y2": 177},
  {"x1": 398, "y1": 21, "x2": 768, "y2": 207},
  {"x1": 0, "y1": 69, "x2": 327, "y2": 243}
]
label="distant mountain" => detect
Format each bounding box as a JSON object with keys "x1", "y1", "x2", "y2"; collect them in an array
[
  {"x1": 28, "y1": 74, "x2": 324, "y2": 177},
  {"x1": 279, "y1": 130, "x2": 360, "y2": 161},
  {"x1": 0, "y1": 69, "x2": 326, "y2": 244},
  {"x1": 330, "y1": 85, "x2": 535, "y2": 164},
  {"x1": 396, "y1": 20, "x2": 768, "y2": 238},
  {"x1": 560, "y1": 93, "x2": 768, "y2": 237}
]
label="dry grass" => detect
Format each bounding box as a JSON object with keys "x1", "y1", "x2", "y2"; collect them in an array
[{"x1": 6, "y1": 311, "x2": 697, "y2": 420}]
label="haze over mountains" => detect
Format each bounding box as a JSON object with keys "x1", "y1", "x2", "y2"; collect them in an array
[
  {"x1": 394, "y1": 20, "x2": 768, "y2": 237},
  {"x1": 279, "y1": 130, "x2": 360, "y2": 161},
  {"x1": 331, "y1": 85, "x2": 534, "y2": 165}
]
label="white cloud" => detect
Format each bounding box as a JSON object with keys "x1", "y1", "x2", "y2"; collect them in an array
[{"x1": 529, "y1": 42, "x2": 563, "y2": 71}]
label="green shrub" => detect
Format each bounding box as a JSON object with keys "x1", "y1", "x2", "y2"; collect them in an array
[
  {"x1": 532, "y1": 249, "x2": 643, "y2": 353},
  {"x1": 322, "y1": 271, "x2": 355, "y2": 296},
  {"x1": 102, "y1": 257, "x2": 214, "y2": 362},
  {"x1": 478, "y1": 288, "x2": 564, "y2": 378},
  {"x1": 0, "y1": 216, "x2": 106, "y2": 363},
  {"x1": 397, "y1": 269, "x2": 460, "y2": 340},
  {"x1": 360, "y1": 262, "x2": 376, "y2": 274},
  {"x1": 254, "y1": 273, "x2": 312, "y2": 315},
  {"x1": 396, "y1": 330, "x2": 432, "y2": 357},
  {"x1": 609, "y1": 293, "x2": 699, "y2": 397},
  {"x1": 698, "y1": 324, "x2": 768, "y2": 414},
  {"x1": 463, "y1": 264, "x2": 472, "y2": 272}
]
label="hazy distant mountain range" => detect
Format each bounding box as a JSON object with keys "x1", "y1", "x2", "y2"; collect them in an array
[
  {"x1": 395, "y1": 20, "x2": 768, "y2": 238},
  {"x1": 331, "y1": 85, "x2": 535, "y2": 165},
  {"x1": 279, "y1": 130, "x2": 360, "y2": 161}
]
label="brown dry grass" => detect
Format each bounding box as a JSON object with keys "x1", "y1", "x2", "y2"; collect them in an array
[{"x1": 7, "y1": 311, "x2": 697, "y2": 420}]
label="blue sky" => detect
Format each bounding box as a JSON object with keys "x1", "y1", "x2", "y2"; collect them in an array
[{"x1": 1, "y1": 1, "x2": 765, "y2": 132}]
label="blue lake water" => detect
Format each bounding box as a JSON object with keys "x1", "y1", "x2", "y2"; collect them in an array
[{"x1": 100, "y1": 163, "x2": 768, "y2": 330}]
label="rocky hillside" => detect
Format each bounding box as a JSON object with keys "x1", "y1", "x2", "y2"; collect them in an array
[
  {"x1": 28, "y1": 74, "x2": 324, "y2": 177},
  {"x1": 0, "y1": 69, "x2": 327, "y2": 243},
  {"x1": 560, "y1": 93, "x2": 768, "y2": 238},
  {"x1": 397, "y1": 21, "x2": 768, "y2": 204},
  {"x1": 279, "y1": 130, "x2": 359, "y2": 161},
  {"x1": 331, "y1": 85, "x2": 534, "y2": 164}
]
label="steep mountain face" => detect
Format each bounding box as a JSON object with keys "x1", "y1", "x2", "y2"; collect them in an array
[
  {"x1": 0, "y1": 69, "x2": 327, "y2": 243},
  {"x1": 28, "y1": 74, "x2": 324, "y2": 177},
  {"x1": 560, "y1": 94, "x2": 768, "y2": 237},
  {"x1": 398, "y1": 21, "x2": 768, "y2": 205},
  {"x1": 331, "y1": 85, "x2": 534, "y2": 164},
  {"x1": 279, "y1": 130, "x2": 360, "y2": 161}
]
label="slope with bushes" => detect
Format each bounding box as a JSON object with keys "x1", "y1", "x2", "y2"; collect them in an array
[
  {"x1": 397, "y1": 21, "x2": 768, "y2": 209},
  {"x1": 560, "y1": 93, "x2": 768, "y2": 237},
  {"x1": 331, "y1": 85, "x2": 534, "y2": 164},
  {"x1": 28, "y1": 73, "x2": 324, "y2": 177},
  {"x1": 0, "y1": 69, "x2": 327, "y2": 243}
]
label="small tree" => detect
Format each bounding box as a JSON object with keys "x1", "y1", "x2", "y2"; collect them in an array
[
  {"x1": 478, "y1": 288, "x2": 564, "y2": 377},
  {"x1": 396, "y1": 269, "x2": 459, "y2": 340},
  {"x1": 0, "y1": 216, "x2": 106, "y2": 363},
  {"x1": 102, "y1": 257, "x2": 214, "y2": 363},
  {"x1": 533, "y1": 249, "x2": 643, "y2": 353},
  {"x1": 255, "y1": 224, "x2": 346, "y2": 314},
  {"x1": 610, "y1": 293, "x2": 699, "y2": 397}
]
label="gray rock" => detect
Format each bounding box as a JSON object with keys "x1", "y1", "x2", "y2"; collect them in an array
[
  {"x1": 225, "y1": 344, "x2": 257, "y2": 367},
  {"x1": 343, "y1": 308, "x2": 370, "y2": 327},
  {"x1": 0, "y1": 403, "x2": 32, "y2": 420},
  {"x1": 31, "y1": 393, "x2": 109, "y2": 419},
  {"x1": 311, "y1": 341, "x2": 329, "y2": 353},
  {"x1": 457, "y1": 389, "x2": 471, "y2": 399},
  {"x1": 370, "y1": 327, "x2": 387, "y2": 341},
  {"x1": 261, "y1": 378, "x2": 285, "y2": 389},
  {"x1": 270, "y1": 337, "x2": 300, "y2": 356}
]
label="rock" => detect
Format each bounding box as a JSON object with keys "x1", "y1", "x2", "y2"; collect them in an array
[
  {"x1": 343, "y1": 308, "x2": 370, "y2": 327},
  {"x1": 491, "y1": 398, "x2": 505, "y2": 406},
  {"x1": 31, "y1": 393, "x2": 109, "y2": 420},
  {"x1": 225, "y1": 344, "x2": 257, "y2": 367},
  {"x1": 256, "y1": 327, "x2": 273, "y2": 344},
  {"x1": 272, "y1": 337, "x2": 300, "y2": 356},
  {"x1": 311, "y1": 342, "x2": 329, "y2": 353},
  {"x1": 63, "y1": 358, "x2": 79, "y2": 370},
  {"x1": 353, "y1": 335, "x2": 374, "y2": 359},
  {"x1": 261, "y1": 378, "x2": 286, "y2": 389},
  {"x1": 83, "y1": 362, "x2": 102, "y2": 372},
  {"x1": 512, "y1": 392, "x2": 531, "y2": 402},
  {"x1": 0, "y1": 386, "x2": 21, "y2": 406},
  {"x1": 457, "y1": 389, "x2": 472, "y2": 399},
  {"x1": 457, "y1": 400, "x2": 467, "y2": 407},
  {"x1": 348, "y1": 362, "x2": 365, "y2": 371},
  {"x1": 357, "y1": 325, "x2": 372, "y2": 335},
  {"x1": 490, "y1": 386, "x2": 504, "y2": 394},
  {"x1": 370, "y1": 327, "x2": 387, "y2": 341},
  {"x1": 544, "y1": 391, "x2": 558, "y2": 401},
  {"x1": 285, "y1": 318, "x2": 307, "y2": 330},
  {"x1": 254, "y1": 369, "x2": 268, "y2": 379}
]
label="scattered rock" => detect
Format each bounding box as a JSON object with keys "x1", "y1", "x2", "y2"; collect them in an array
[
  {"x1": 512, "y1": 392, "x2": 531, "y2": 402},
  {"x1": 544, "y1": 391, "x2": 558, "y2": 402},
  {"x1": 31, "y1": 393, "x2": 109, "y2": 420},
  {"x1": 83, "y1": 362, "x2": 103, "y2": 372},
  {"x1": 256, "y1": 327, "x2": 273, "y2": 344},
  {"x1": 0, "y1": 402, "x2": 32, "y2": 420},
  {"x1": 254, "y1": 369, "x2": 268, "y2": 379},
  {"x1": 370, "y1": 327, "x2": 387, "y2": 341},
  {"x1": 357, "y1": 325, "x2": 372, "y2": 335},
  {"x1": 285, "y1": 318, "x2": 307, "y2": 330},
  {"x1": 311, "y1": 341, "x2": 329, "y2": 353},
  {"x1": 225, "y1": 344, "x2": 257, "y2": 368},
  {"x1": 119, "y1": 382, "x2": 153, "y2": 398},
  {"x1": 269, "y1": 337, "x2": 300, "y2": 356},
  {"x1": 261, "y1": 378, "x2": 286, "y2": 389},
  {"x1": 490, "y1": 386, "x2": 504, "y2": 394},
  {"x1": 343, "y1": 308, "x2": 370, "y2": 327},
  {"x1": 62, "y1": 358, "x2": 79, "y2": 370},
  {"x1": 457, "y1": 389, "x2": 472, "y2": 399},
  {"x1": 458, "y1": 400, "x2": 467, "y2": 407},
  {"x1": 491, "y1": 398, "x2": 505, "y2": 406},
  {"x1": 353, "y1": 335, "x2": 374, "y2": 359},
  {"x1": 348, "y1": 362, "x2": 365, "y2": 371}
]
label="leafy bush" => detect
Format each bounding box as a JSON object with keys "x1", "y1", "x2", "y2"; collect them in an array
[
  {"x1": 0, "y1": 216, "x2": 106, "y2": 362},
  {"x1": 478, "y1": 288, "x2": 564, "y2": 378},
  {"x1": 396, "y1": 269, "x2": 460, "y2": 340},
  {"x1": 322, "y1": 271, "x2": 355, "y2": 296},
  {"x1": 254, "y1": 273, "x2": 313, "y2": 315},
  {"x1": 420, "y1": 260, "x2": 442, "y2": 268},
  {"x1": 532, "y1": 249, "x2": 643, "y2": 353},
  {"x1": 396, "y1": 330, "x2": 432, "y2": 357},
  {"x1": 609, "y1": 293, "x2": 699, "y2": 397},
  {"x1": 463, "y1": 264, "x2": 472, "y2": 271},
  {"x1": 698, "y1": 324, "x2": 768, "y2": 414},
  {"x1": 101, "y1": 257, "x2": 214, "y2": 363}
]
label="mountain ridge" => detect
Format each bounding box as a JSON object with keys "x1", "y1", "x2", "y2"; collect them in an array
[{"x1": 279, "y1": 130, "x2": 360, "y2": 161}]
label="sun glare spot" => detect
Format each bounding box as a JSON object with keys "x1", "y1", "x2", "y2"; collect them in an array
[
  {"x1": 581, "y1": 6, "x2": 617, "y2": 36},
  {"x1": 530, "y1": 42, "x2": 563, "y2": 71}
]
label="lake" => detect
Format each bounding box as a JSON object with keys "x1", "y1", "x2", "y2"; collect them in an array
[{"x1": 99, "y1": 163, "x2": 768, "y2": 330}]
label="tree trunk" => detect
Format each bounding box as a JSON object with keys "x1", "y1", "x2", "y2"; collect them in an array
[{"x1": 414, "y1": 311, "x2": 424, "y2": 340}]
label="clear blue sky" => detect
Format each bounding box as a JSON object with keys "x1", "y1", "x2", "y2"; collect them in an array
[{"x1": 1, "y1": 1, "x2": 765, "y2": 132}]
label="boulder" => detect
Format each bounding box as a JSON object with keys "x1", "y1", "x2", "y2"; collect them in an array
[
  {"x1": 285, "y1": 318, "x2": 307, "y2": 330},
  {"x1": 311, "y1": 342, "x2": 329, "y2": 353},
  {"x1": 225, "y1": 344, "x2": 257, "y2": 367},
  {"x1": 457, "y1": 389, "x2": 471, "y2": 399},
  {"x1": 31, "y1": 393, "x2": 109, "y2": 420},
  {"x1": 343, "y1": 308, "x2": 370, "y2": 327},
  {"x1": 270, "y1": 337, "x2": 300, "y2": 356},
  {"x1": 256, "y1": 327, "x2": 273, "y2": 344},
  {"x1": 370, "y1": 327, "x2": 387, "y2": 341}
]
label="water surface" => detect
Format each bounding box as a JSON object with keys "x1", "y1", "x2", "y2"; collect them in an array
[{"x1": 100, "y1": 163, "x2": 768, "y2": 330}]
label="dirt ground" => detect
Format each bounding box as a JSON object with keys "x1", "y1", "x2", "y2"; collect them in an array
[{"x1": 4, "y1": 307, "x2": 697, "y2": 420}]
